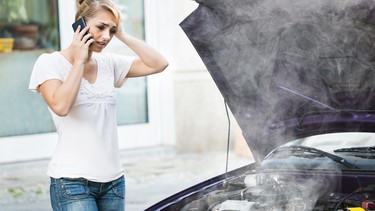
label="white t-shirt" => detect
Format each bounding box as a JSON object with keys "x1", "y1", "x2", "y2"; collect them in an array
[{"x1": 29, "y1": 51, "x2": 135, "y2": 182}]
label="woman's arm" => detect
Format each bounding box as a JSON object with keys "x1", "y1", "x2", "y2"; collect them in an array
[
  {"x1": 39, "y1": 62, "x2": 84, "y2": 117},
  {"x1": 116, "y1": 32, "x2": 169, "y2": 77},
  {"x1": 39, "y1": 26, "x2": 93, "y2": 116}
]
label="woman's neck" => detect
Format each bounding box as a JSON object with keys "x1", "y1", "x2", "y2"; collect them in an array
[
  {"x1": 87, "y1": 50, "x2": 93, "y2": 62},
  {"x1": 60, "y1": 47, "x2": 94, "y2": 65}
]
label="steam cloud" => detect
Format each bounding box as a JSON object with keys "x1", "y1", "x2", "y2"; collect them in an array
[
  {"x1": 180, "y1": 0, "x2": 375, "y2": 160},
  {"x1": 180, "y1": 169, "x2": 342, "y2": 210}
]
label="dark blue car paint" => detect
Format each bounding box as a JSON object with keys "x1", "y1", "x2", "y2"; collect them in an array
[{"x1": 145, "y1": 164, "x2": 255, "y2": 211}]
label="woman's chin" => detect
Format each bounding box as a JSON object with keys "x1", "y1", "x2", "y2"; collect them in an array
[{"x1": 90, "y1": 45, "x2": 104, "y2": 53}]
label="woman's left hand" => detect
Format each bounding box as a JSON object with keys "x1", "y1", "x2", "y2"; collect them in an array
[
  {"x1": 114, "y1": 11, "x2": 168, "y2": 77},
  {"x1": 115, "y1": 13, "x2": 125, "y2": 39}
]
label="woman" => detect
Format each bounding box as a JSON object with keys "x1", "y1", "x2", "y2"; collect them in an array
[{"x1": 28, "y1": 0, "x2": 168, "y2": 210}]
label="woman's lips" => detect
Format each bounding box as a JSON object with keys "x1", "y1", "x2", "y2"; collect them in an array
[{"x1": 97, "y1": 41, "x2": 107, "y2": 48}]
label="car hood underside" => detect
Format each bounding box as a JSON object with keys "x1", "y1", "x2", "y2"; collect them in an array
[{"x1": 180, "y1": 0, "x2": 375, "y2": 161}]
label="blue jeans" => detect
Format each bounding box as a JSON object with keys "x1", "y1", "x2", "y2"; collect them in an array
[{"x1": 50, "y1": 176, "x2": 125, "y2": 211}]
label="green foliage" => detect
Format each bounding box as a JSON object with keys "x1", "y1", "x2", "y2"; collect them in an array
[
  {"x1": 0, "y1": 0, "x2": 29, "y2": 24},
  {"x1": 7, "y1": 187, "x2": 25, "y2": 198}
]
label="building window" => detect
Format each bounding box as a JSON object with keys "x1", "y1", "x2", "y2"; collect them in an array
[
  {"x1": 114, "y1": 0, "x2": 148, "y2": 125},
  {"x1": 116, "y1": 0, "x2": 144, "y2": 39},
  {"x1": 0, "y1": 0, "x2": 59, "y2": 137},
  {"x1": 0, "y1": 0, "x2": 147, "y2": 138},
  {"x1": 0, "y1": 0, "x2": 60, "y2": 52}
]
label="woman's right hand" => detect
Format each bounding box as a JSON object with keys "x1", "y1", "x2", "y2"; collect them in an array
[
  {"x1": 38, "y1": 25, "x2": 94, "y2": 117},
  {"x1": 71, "y1": 25, "x2": 94, "y2": 64}
]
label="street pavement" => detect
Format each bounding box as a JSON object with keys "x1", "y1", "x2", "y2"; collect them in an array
[{"x1": 0, "y1": 146, "x2": 253, "y2": 211}]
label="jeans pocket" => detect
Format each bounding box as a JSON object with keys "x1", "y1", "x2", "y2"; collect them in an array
[
  {"x1": 60, "y1": 178, "x2": 90, "y2": 199},
  {"x1": 111, "y1": 176, "x2": 125, "y2": 198}
]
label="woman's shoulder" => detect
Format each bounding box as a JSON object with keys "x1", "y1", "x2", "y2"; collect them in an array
[
  {"x1": 33, "y1": 51, "x2": 69, "y2": 72},
  {"x1": 36, "y1": 51, "x2": 60, "y2": 63}
]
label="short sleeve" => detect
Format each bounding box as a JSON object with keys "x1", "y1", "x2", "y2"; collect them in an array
[
  {"x1": 28, "y1": 53, "x2": 65, "y2": 93},
  {"x1": 107, "y1": 53, "x2": 136, "y2": 88}
]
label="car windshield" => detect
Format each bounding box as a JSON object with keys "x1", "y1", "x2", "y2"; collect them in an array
[
  {"x1": 286, "y1": 132, "x2": 375, "y2": 154},
  {"x1": 259, "y1": 132, "x2": 375, "y2": 171}
]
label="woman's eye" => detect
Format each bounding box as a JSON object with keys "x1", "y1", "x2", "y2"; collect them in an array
[
  {"x1": 110, "y1": 29, "x2": 117, "y2": 34},
  {"x1": 97, "y1": 26, "x2": 105, "y2": 30}
]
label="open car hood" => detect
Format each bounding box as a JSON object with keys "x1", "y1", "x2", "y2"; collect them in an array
[{"x1": 180, "y1": 0, "x2": 375, "y2": 161}]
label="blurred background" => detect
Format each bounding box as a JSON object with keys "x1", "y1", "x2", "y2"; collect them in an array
[{"x1": 0, "y1": 0, "x2": 253, "y2": 210}]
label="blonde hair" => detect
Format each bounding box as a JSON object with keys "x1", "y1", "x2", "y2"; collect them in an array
[{"x1": 76, "y1": 0, "x2": 120, "y2": 24}]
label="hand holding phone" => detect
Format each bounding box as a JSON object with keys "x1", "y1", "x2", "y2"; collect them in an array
[{"x1": 72, "y1": 17, "x2": 91, "y2": 42}]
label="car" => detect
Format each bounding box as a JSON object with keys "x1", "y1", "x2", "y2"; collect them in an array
[{"x1": 146, "y1": 0, "x2": 375, "y2": 210}]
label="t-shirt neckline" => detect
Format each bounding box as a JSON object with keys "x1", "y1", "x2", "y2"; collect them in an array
[{"x1": 54, "y1": 51, "x2": 100, "y2": 85}]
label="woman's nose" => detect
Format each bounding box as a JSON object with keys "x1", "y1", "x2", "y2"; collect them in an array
[{"x1": 102, "y1": 30, "x2": 111, "y2": 40}]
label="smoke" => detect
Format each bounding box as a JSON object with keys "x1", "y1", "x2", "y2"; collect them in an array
[
  {"x1": 178, "y1": 1, "x2": 375, "y2": 210},
  {"x1": 180, "y1": 0, "x2": 375, "y2": 160},
  {"x1": 179, "y1": 169, "x2": 343, "y2": 210}
]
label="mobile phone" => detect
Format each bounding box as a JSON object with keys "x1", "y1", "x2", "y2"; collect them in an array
[{"x1": 72, "y1": 17, "x2": 89, "y2": 37}]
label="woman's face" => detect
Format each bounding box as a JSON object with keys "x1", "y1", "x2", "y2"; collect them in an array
[{"x1": 86, "y1": 8, "x2": 118, "y2": 52}]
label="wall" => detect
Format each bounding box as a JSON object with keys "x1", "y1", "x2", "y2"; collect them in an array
[{"x1": 156, "y1": 0, "x2": 249, "y2": 153}]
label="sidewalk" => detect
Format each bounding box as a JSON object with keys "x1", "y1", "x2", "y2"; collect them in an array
[{"x1": 0, "y1": 147, "x2": 253, "y2": 211}]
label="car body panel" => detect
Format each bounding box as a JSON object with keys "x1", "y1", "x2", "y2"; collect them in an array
[{"x1": 144, "y1": 164, "x2": 254, "y2": 211}]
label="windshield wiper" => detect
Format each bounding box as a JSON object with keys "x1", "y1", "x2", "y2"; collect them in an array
[
  {"x1": 273, "y1": 145, "x2": 359, "y2": 169},
  {"x1": 334, "y1": 147, "x2": 375, "y2": 159},
  {"x1": 334, "y1": 147, "x2": 375, "y2": 153}
]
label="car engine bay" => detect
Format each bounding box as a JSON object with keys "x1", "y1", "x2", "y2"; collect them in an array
[{"x1": 180, "y1": 170, "x2": 375, "y2": 211}]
